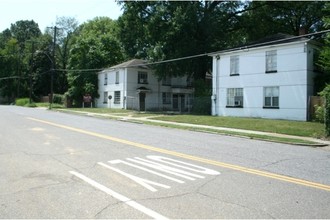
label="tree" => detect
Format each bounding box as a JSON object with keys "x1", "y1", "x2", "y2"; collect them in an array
[
  {"x1": 49, "y1": 17, "x2": 79, "y2": 94},
  {"x1": 10, "y1": 20, "x2": 41, "y2": 51},
  {"x1": 316, "y1": 3, "x2": 330, "y2": 93},
  {"x1": 0, "y1": 37, "x2": 20, "y2": 102},
  {"x1": 67, "y1": 17, "x2": 124, "y2": 106},
  {"x1": 118, "y1": 1, "x2": 246, "y2": 81},
  {"x1": 0, "y1": 20, "x2": 42, "y2": 102},
  {"x1": 241, "y1": 1, "x2": 326, "y2": 42}
]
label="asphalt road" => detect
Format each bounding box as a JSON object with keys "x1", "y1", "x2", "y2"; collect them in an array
[{"x1": 0, "y1": 105, "x2": 329, "y2": 219}]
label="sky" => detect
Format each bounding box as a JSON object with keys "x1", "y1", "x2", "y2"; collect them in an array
[{"x1": 0, "y1": 0, "x2": 123, "y2": 32}]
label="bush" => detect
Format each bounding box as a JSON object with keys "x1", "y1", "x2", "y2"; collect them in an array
[
  {"x1": 319, "y1": 84, "x2": 330, "y2": 136},
  {"x1": 192, "y1": 96, "x2": 211, "y2": 115},
  {"x1": 53, "y1": 94, "x2": 64, "y2": 104},
  {"x1": 314, "y1": 105, "x2": 325, "y2": 123},
  {"x1": 15, "y1": 98, "x2": 30, "y2": 106},
  {"x1": 24, "y1": 102, "x2": 37, "y2": 108}
]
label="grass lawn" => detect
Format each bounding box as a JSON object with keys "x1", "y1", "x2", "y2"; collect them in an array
[
  {"x1": 67, "y1": 107, "x2": 133, "y2": 114},
  {"x1": 58, "y1": 108, "x2": 325, "y2": 139},
  {"x1": 155, "y1": 115, "x2": 324, "y2": 138}
]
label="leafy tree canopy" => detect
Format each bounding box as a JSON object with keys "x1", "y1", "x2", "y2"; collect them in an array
[
  {"x1": 67, "y1": 17, "x2": 124, "y2": 106},
  {"x1": 118, "y1": 1, "x2": 247, "y2": 80},
  {"x1": 241, "y1": 1, "x2": 326, "y2": 42}
]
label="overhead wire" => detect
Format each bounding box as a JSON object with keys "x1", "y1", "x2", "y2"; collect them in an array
[{"x1": 1, "y1": 29, "x2": 329, "y2": 77}]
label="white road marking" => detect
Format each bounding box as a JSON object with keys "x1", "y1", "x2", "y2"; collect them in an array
[
  {"x1": 109, "y1": 159, "x2": 185, "y2": 183},
  {"x1": 146, "y1": 155, "x2": 221, "y2": 175},
  {"x1": 98, "y1": 162, "x2": 170, "y2": 192},
  {"x1": 69, "y1": 171, "x2": 169, "y2": 220},
  {"x1": 130, "y1": 157, "x2": 204, "y2": 180}
]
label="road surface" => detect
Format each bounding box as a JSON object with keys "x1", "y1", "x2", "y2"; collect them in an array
[{"x1": 0, "y1": 106, "x2": 329, "y2": 218}]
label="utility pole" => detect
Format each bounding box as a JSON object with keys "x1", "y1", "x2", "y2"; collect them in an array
[
  {"x1": 29, "y1": 41, "x2": 35, "y2": 104},
  {"x1": 47, "y1": 26, "x2": 57, "y2": 109}
]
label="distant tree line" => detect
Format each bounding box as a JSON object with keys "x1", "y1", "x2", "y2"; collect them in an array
[{"x1": 0, "y1": 1, "x2": 329, "y2": 107}]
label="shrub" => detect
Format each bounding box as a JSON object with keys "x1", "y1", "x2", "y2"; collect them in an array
[
  {"x1": 15, "y1": 98, "x2": 30, "y2": 106},
  {"x1": 314, "y1": 105, "x2": 325, "y2": 123},
  {"x1": 192, "y1": 96, "x2": 211, "y2": 115},
  {"x1": 319, "y1": 84, "x2": 330, "y2": 136},
  {"x1": 53, "y1": 94, "x2": 64, "y2": 104},
  {"x1": 24, "y1": 102, "x2": 37, "y2": 108}
]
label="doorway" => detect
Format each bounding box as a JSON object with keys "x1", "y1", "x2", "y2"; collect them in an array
[
  {"x1": 173, "y1": 94, "x2": 185, "y2": 112},
  {"x1": 139, "y1": 93, "x2": 146, "y2": 111}
]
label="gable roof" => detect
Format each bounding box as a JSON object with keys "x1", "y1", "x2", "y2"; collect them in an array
[
  {"x1": 242, "y1": 33, "x2": 309, "y2": 48},
  {"x1": 209, "y1": 33, "x2": 315, "y2": 56},
  {"x1": 102, "y1": 59, "x2": 149, "y2": 73}
]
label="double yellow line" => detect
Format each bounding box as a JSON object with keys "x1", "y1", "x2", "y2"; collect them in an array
[{"x1": 27, "y1": 117, "x2": 330, "y2": 192}]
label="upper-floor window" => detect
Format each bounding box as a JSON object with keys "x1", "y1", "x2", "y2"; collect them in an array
[
  {"x1": 227, "y1": 88, "x2": 243, "y2": 107},
  {"x1": 138, "y1": 71, "x2": 148, "y2": 84},
  {"x1": 266, "y1": 50, "x2": 277, "y2": 73},
  {"x1": 115, "y1": 71, "x2": 119, "y2": 84},
  {"x1": 104, "y1": 73, "x2": 108, "y2": 85},
  {"x1": 264, "y1": 86, "x2": 279, "y2": 108},
  {"x1": 162, "y1": 76, "x2": 171, "y2": 86},
  {"x1": 230, "y1": 55, "x2": 239, "y2": 76}
]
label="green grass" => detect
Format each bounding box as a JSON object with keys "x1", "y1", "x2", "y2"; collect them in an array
[
  {"x1": 35, "y1": 102, "x2": 64, "y2": 108},
  {"x1": 141, "y1": 121, "x2": 318, "y2": 145},
  {"x1": 67, "y1": 108, "x2": 133, "y2": 114},
  {"x1": 56, "y1": 107, "x2": 325, "y2": 139},
  {"x1": 154, "y1": 115, "x2": 324, "y2": 138}
]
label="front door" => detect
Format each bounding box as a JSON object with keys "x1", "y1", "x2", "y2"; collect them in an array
[
  {"x1": 139, "y1": 93, "x2": 146, "y2": 111},
  {"x1": 180, "y1": 94, "x2": 185, "y2": 112},
  {"x1": 172, "y1": 94, "x2": 185, "y2": 112}
]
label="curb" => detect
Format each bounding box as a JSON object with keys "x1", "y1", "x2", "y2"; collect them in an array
[{"x1": 55, "y1": 109, "x2": 329, "y2": 147}]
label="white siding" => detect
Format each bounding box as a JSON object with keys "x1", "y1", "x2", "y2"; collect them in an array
[
  {"x1": 97, "y1": 61, "x2": 193, "y2": 111},
  {"x1": 97, "y1": 69, "x2": 125, "y2": 108},
  {"x1": 212, "y1": 41, "x2": 314, "y2": 121}
]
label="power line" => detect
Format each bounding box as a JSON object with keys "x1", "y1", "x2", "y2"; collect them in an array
[
  {"x1": 1, "y1": 29, "x2": 329, "y2": 74},
  {"x1": 0, "y1": 76, "x2": 25, "y2": 80}
]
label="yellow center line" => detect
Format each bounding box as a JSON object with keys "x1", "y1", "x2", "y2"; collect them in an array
[{"x1": 27, "y1": 117, "x2": 330, "y2": 192}]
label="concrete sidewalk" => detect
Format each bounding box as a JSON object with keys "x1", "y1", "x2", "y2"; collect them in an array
[{"x1": 57, "y1": 109, "x2": 330, "y2": 147}]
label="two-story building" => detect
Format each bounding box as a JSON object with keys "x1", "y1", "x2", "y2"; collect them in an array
[
  {"x1": 209, "y1": 34, "x2": 320, "y2": 121},
  {"x1": 96, "y1": 59, "x2": 194, "y2": 112}
]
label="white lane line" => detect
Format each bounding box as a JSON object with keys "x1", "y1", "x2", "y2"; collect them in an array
[
  {"x1": 69, "y1": 171, "x2": 169, "y2": 220},
  {"x1": 98, "y1": 162, "x2": 170, "y2": 192}
]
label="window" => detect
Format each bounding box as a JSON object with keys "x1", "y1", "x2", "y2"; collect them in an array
[
  {"x1": 264, "y1": 87, "x2": 279, "y2": 108},
  {"x1": 227, "y1": 88, "x2": 243, "y2": 107},
  {"x1": 114, "y1": 91, "x2": 121, "y2": 104},
  {"x1": 115, "y1": 71, "x2": 119, "y2": 84},
  {"x1": 230, "y1": 55, "x2": 239, "y2": 76},
  {"x1": 138, "y1": 71, "x2": 148, "y2": 84},
  {"x1": 103, "y1": 91, "x2": 108, "y2": 103},
  {"x1": 162, "y1": 92, "x2": 171, "y2": 104},
  {"x1": 104, "y1": 73, "x2": 108, "y2": 85},
  {"x1": 266, "y1": 50, "x2": 277, "y2": 73},
  {"x1": 162, "y1": 76, "x2": 171, "y2": 86}
]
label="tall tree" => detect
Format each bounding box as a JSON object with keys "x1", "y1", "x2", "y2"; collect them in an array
[
  {"x1": 316, "y1": 3, "x2": 330, "y2": 92},
  {"x1": 241, "y1": 1, "x2": 326, "y2": 42},
  {"x1": 118, "y1": 1, "x2": 246, "y2": 80},
  {"x1": 0, "y1": 37, "x2": 20, "y2": 102},
  {"x1": 10, "y1": 20, "x2": 41, "y2": 51},
  {"x1": 45, "y1": 17, "x2": 79, "y2": 94},
  {"x1": 67, "y1": 17, "x2": 124, "y2": 106}
]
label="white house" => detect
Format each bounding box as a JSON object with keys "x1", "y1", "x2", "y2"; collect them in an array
[
  {"x1": 210, "y1": 34, "x2": 320, "y2": 121},
  {"x1": 96, "y1": 59, "x2": 194, "y2": 111}
]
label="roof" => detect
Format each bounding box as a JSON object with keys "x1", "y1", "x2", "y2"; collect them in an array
[
  {"x1": 243, "y1": 33, "x2": 309, "y2": 48},
  {"x1": 209, "y1": 33, "x2": 315, "y2": 56},
  {"x1": 103, "y1": 59, "x2": 149, "y2": 72}
]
